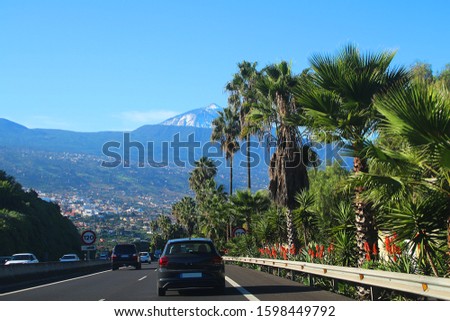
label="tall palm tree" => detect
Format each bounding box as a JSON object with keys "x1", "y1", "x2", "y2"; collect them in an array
[
  {"x1": 211, "y1": 107, "x2": 241, "y2": 196},
  {"x1": 226, "y1": 61, "x2": 260, "y2": 190},
  {"x1": 296, "y1": 44, "x2": 408, "y2": 267},
  {"x1": 249, "y1": 61, "x2": 312, "y2": 248},
  {"x1": 197, "y1": 179, "x2": 229, "y2": 243},
  {"x1": 189, "y1": 156, "x2": 218, "y2": 199}
]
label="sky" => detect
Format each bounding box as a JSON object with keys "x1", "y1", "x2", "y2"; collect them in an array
[{"x1": 0, "y1": 0, "x2": 449, "y2": 132}]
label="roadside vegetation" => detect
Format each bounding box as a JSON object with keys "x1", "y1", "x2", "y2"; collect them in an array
[
  {"x1": 165, "y1": 45, "x2": 450, "y2": 298},
  {"x1": 0, "y1": 171, "x2": 81, "y2": 260}
]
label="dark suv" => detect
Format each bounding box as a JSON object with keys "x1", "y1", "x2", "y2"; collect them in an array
[
  {"x1": 111, "y1": 243, "x2": 141, "y2": 270},
  {"x1": 156, "y1": 238, "x2": 225, "y2": 296}
]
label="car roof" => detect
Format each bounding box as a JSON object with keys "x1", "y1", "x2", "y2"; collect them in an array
[
  {"x1": 12, "y1": 253, "x2": 35, "y2": 256},
  {"x1": 167, "y1": 238, "x2": 213, "y2": 243}
]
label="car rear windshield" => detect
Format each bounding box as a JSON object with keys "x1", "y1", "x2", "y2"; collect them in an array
[
  {"x1": 114, "y1": 245, "x2": 136, "y2": 254},
  {"x1": 166, "y1": 242, "x2": 214, "y2": 255}
]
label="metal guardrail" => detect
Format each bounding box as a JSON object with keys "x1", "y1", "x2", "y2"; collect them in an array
[
  {"x1": 223, "y1": 256, "x2": 450, "y2": 300},
  {"x1": 0, "y1": 260, "x2": 110, "y2": 292}
]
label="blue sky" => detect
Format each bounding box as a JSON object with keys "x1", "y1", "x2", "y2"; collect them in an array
[{"x1": 1, "y1": 0, "x2": 449, "y2": 132}]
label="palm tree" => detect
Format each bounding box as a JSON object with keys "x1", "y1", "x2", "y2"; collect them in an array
[
  {"x1": 356, "y1": 81, "x2": 450, "y2": 275},
  {"x1": 296, "y1": 44, "x2": 408, "y2": 267},
  {"x1": 172, "y1": 196, "x2": 198, "y2": 237},
  {"x1": 226, "y1": 61, "x2": 260, "y2": 190},
  {"x1": 249, "y1": 61, "x2": 312, "y2": 248},
  {"x1": 211, "y1": 107, "x2": 241, "y2": 196},
  {"x1": 292, "y1": 189, "x2": 316, "y2": 246},
  {"x1": 230, "y1": 189, "x2": 271, "y2": 235},
  {"x1": 189, "y1": 156, "x2": 218, "y2": 199},
  {"x1": 197, "y1": 179, "x2": 229, "y2": 243},
  {"x1": 254, "y1": 206, "x2": 287, "y2": 247}
]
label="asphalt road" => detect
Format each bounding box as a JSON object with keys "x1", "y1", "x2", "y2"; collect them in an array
[{"x1": 0, "y1": 262, "x2": 351, "y2": 301}]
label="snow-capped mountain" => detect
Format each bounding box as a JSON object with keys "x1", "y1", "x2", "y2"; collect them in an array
[{"x1": 160, "y1": 103, "x2": 222, "y2": 128}]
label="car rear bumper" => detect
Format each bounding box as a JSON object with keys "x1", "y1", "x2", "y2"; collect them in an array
[
  {"x1": 158, "y1": 269, "x2": 225, "y2": 290},
  {"x1": 112, "y1": 259, "x2": 139, "y2": 268}
]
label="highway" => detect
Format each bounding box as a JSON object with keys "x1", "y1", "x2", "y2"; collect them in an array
[{"x1": 0, "y1": 262, "x2": 351, "y2": 301}]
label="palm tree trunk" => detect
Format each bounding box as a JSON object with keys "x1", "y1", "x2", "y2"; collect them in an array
[
  {"x1": 246, "y1": 134, "x2": 251, "y2": 191},
  {"x1": 354, "y1": 155, "x2": 378, "y2": 300},
  {"x1": 354, "y1": 155, "x2": 378, "y2": 267},
  {"x1": 229, "y1": 156, "x2": 233, "y2": 196}
]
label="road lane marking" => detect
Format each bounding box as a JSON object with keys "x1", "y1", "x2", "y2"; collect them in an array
[
  {"x1": 138, "y1": 276, "x2": 147, "y2": 281},
  {"x1": 225, "y1": 276, "x2": 259, "y2": 301},
  {"x1": 99, "y1": 299, "x2": 106, "y2": 301},
  {"x1": 0, "y1": 270, "x2": 111, "y2": 297}
]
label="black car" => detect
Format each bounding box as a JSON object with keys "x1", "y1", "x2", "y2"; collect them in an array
[
  {"x1": 111, "y1": 243, "x2": 141, "y2": 270},
  {"x1": 156, "y1": 238, "x2": 225, "y2": 296}
]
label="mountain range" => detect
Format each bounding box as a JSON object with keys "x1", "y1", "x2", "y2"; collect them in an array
[
  {"x1": 0, "y1": 104, "x2": 352, "y2": 210},
  {"x1": 0, "y1": 104, "x2": 269, "y2": 209}
]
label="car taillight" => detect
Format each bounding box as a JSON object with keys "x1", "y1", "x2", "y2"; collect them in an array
[
  {"x1": 111, "y1": 254, "x2": 117, "y2": 259},
  {"x1": 159, "y1": 256, "x2": 169, "y2": 267},
  {"x1": 212, "y1": 255, "x2": 223, "y2": 265}
]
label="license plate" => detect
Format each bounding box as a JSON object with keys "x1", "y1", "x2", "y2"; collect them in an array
[
  {"x1": 180, "y1": 272, "x2": 202, "y2": 278},
  {"x1": 121, "y1": 255, "x2": 129, "y2": 258}
]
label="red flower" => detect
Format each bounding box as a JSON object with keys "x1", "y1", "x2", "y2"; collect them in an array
[
  {"x1": 271, "y1": 247, "x2": 277, "y2": 258},
  {"x1": 365, "y1": 253, "x2": 371, "y2": 261},
  {"x1": 290, "y1": 244, "x2": 296, "y2": 255},
  {"x1": 372, "y1": 243, "x2": 378, "y2": 256},
  {"x1": 327, "y1": 243, "x2": 335, "y2": 253},
  {"x1": 363, "y1": 241, "x2": 370, "y2": 253}
]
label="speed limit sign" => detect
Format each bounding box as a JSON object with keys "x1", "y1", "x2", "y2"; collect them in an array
[{"x1": 81, "y1": 230, "x2": 97, "y2": 245}]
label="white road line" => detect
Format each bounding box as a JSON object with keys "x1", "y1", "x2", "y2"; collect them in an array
[
  {"x1": 99, "y1": 299, "x2": 106, "y2": 301},
  {"x1": 138, "y1": 276, "x2": 147, "y2": 281},
  {"x1": 0, "y1": 270, "x2": 111, "y2": 297},
  {"x1": 225, "y1": 276, "x2": 259, "y2": 301}
]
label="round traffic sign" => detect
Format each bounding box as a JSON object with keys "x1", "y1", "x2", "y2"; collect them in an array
[
  {"x1": 232, "y1": 227, "x2": 246, "y2": 237},
  {"x1": 81, "y1": 230, "x2": 97, "y2": 245}
]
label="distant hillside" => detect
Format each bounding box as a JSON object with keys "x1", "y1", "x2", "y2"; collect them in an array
[
  {"x1": 0, "y1": 114, "x2": 270, "y2": 205},
  {"x1": 0, "y1": 118, "x2": 28, "y2": 131},
  {"x1": 0, "y1": 109, "x2": 352, "y2": 207}
]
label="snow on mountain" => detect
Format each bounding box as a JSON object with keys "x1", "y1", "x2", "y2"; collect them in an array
[{"x1": 160, "y1": 103, "x2": 222, "y2": 128}]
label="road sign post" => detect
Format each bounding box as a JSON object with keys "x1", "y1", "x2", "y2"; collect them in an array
[{"x1": 81, "y1": 230, "x2": 97, "y2": 261}]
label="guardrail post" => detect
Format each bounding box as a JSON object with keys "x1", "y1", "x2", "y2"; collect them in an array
[
  {"x1": 309, "y1": 274, "x2": 314, "y2": 287},
  {"x1": 370, "y1": 286, "x2": 380, "y2": 301},
  {"x1": 291, "y1": 270, "x2": 295, "y2": 281},
  {"x1": 332, "y1": 279, "x2": 338, "y2": 292}
]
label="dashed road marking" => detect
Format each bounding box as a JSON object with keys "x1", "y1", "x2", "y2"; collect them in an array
[{"x1": 225, "y1": 276, "x2": 259, "y2": 301}]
